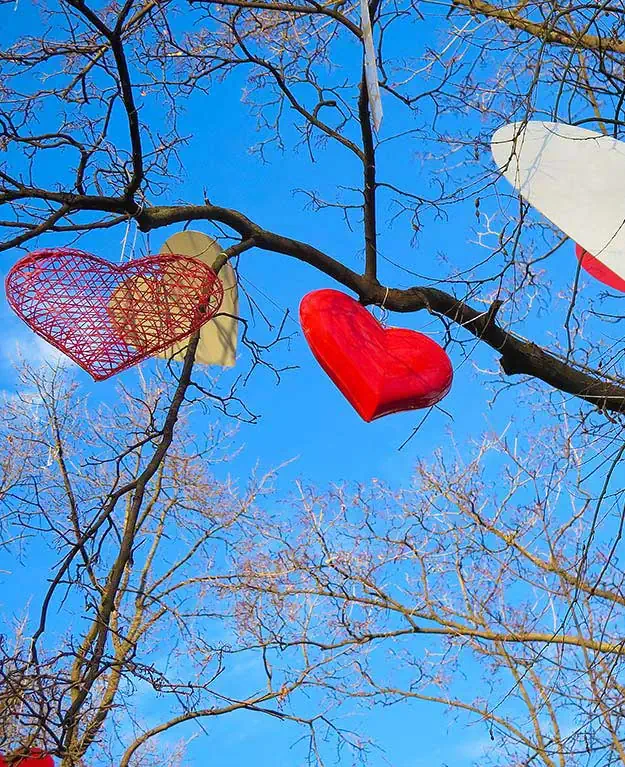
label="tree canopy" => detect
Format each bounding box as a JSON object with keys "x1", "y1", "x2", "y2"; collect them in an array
[{"x1": 1, "y1": 0, "x2": 625, "y2": 765}]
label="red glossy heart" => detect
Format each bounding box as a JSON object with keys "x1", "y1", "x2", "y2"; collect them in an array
[
  {"x1": 575, "y1": 243, "x2": 625, "y2": 293},
  {"x1": 5, "y1": 248, "x2": 224, "y2": 381},
  {"x1": 0, "y1": 749, "x2": 54, "y2": 767},
  {"x1": 300, "y1": 289, "x2": 453, "y2": 422}
]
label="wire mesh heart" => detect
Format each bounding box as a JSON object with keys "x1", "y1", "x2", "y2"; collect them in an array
[{"x1": 5, "y1": 248, "x2": 224, "y2": 381}]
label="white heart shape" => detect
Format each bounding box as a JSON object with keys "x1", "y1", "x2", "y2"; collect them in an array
[{"x1": 491, "y1": 121, "x2": 625, "y2": 281}]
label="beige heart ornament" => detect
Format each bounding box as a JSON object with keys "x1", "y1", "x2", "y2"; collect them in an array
[{"x1": 158, "y1": 231, "x2": 238, "y2": 366}]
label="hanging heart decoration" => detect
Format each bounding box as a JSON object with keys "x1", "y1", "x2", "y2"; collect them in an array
[
  {"x1": 158, "y1": 230, "x2": 239, "y2": 367},
  {"x1": 491, "y1": 121, "x2": 625, "y2": 282},
  {"x1": 6, "y1": 248, "x2": 224, "y2": 381},
  {"x1": 0, "y1": 749, "x2": 54, "y2": 766},
  {"x1": 300, "y1": 289, "x2": 453, "y2": 422},
  {"x1": 575, "y1": 243, "x2": 625, "y2": 293}
]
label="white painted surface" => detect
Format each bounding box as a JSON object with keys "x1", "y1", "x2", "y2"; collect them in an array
[{"x1": 492, "y1": 121, "x2": 625, "y2": 280}]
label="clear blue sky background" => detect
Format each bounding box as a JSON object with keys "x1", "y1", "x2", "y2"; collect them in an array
[{"x1": 0, "y1": 1, "x2": 611, "y2": 764}]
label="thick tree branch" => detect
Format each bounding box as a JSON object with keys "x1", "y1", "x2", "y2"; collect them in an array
[
  {"x1": 137, "y1": 203, "x2": 625, "y2": 413},
  {"x1": 452, "y1": 0, "x2": 625, "y2": 54},
  {"x1": 246, "y1": 619, "x2": 625, "y2": 656},
  {"x1": 2, "y1": 196, "x2": 625, "y2": 413},
  {"x1": 194, "y1": 0, "x2": 363, "y2": 37},
  {"x1": 61, "y1": 331, "x2": 201, "y2": 742}
]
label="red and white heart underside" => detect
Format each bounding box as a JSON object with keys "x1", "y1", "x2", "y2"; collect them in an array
[
  {"x1": 491, "y1": 121, "x2": 625, "y2": 286},
  {"x1": 575, "y1": 243, "x2": 625, "y2": 293}
]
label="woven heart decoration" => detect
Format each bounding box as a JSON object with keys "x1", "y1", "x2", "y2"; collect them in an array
[
  {"x1": 300, "y1": 289, "x2": 453, "y2": 422},
  {"x1": 6, "y1": 248, "x2": 224, "y2": 381}
]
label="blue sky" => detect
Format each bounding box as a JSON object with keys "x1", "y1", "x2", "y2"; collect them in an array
[{"x1": 0, "y1": 1, "x2": 618, "y2": 765}]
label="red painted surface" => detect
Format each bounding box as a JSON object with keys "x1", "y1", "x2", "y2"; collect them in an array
[
  {"x1": 575, "y1": 243, "x2": 625, "y2": 292},
  {"x1": 300, "y1": 289, "x2": 453, "y2": 422},
  {"x1": 0, "y1": 749, "x2": 54, "y2": 766}
]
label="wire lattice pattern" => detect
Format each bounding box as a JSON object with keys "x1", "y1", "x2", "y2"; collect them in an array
[{"x1": 6, "y1": 248, "x2": 224, "y2": 381}]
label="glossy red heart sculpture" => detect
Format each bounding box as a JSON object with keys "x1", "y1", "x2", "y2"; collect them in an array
[
  {"x1": 6, "y1": 248, "x2": 224, "y2": 381},
  {"x1": 300, "y1": 289, "x2": 453, "y2": 422},
  {"x1": 575, "y1": 243, "x2": 625, "y2": 293},
  {"x1": 0, "y1": 749, "x2": 54, "y2": 766}
]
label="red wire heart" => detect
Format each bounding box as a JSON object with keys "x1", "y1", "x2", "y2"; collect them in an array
[{"x1": 6, "y1": 248, "x2": 224, "y2": 381}]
